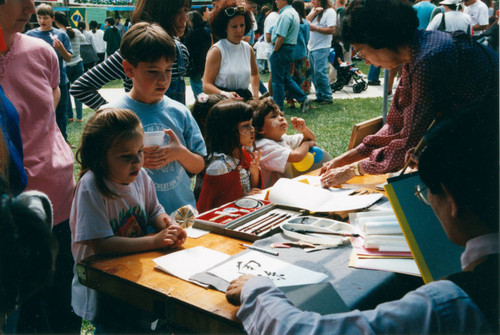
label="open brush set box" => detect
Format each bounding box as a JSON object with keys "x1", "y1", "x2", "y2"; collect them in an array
[{"x1": 193, "y1": 198, "x2": 308, "y2": 242}]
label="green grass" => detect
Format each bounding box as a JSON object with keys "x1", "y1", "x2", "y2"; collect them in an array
[
  {"x1": 102, "y1": 79, "x2": 125, "y2": 89},
  {"x1": 282, "y1": 97, "x2": 383, "y2": 157}
]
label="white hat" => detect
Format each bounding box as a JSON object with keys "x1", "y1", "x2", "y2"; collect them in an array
[{"x1": 439, "y1": 0, "x2": 462, "y2": 5}]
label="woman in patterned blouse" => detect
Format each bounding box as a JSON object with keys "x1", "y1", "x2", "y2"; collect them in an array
[{"x1": 320, "y1": 0, "x2": 498, "y2": 187}]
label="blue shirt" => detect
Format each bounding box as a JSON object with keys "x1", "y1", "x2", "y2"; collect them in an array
[
  {"x1": 272, "y1": 5, "x2": 300, "y2": 45},
  {"x1": 26, "y1": 28, "x2": 73, "y2": 85},
  {"x1": 413, "y1": 1, "x2": 436, "y2": 29},
  {"x1": 238, "y1": 238, "x2": 498, "y2": 335},
  {"x1": 107, "y1": 95, "x2": 206, "y2": 214},
  {"x1": 292, "y1": 21, "x2": 310, "y2": 60},
  {"x1": 238, "y1": 277, "x2": 493, "y2": 335},
  {"x1": 0, "y1": 85, "x2": 27, "y2": 195}
]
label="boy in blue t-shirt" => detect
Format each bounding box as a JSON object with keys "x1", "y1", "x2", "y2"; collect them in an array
[
  {"x1": 26, "y1": 4, "x2": 73, "y2": 141},
  {"x1": 105, "y1": 22, "x2": 206, "y2": 215}
]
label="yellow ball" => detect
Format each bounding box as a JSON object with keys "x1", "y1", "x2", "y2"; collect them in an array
[{"x1": 293, "y1": 152, "x2": 314, "y2": 172}]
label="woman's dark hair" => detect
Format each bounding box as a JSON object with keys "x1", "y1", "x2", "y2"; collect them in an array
[
  {"x1": 77, "y1": 21, "x2": 86, "y2": 32},
  {"x1": 191, "y1": 94, "x2": 227, "y2": 140},
  {"x1": 209, "y1": 0, "x2": 254, "y2": 39},
  {"x1": 292, "y1": 0, "x2": 306, "y2": 23},
  {"x1": 55, "y1": 11, "x2": 75, "y2": 39},
  {"x1": 120, "y1": 22, "x2": 176, "y2": 66},
  {"x1": 340, "y1": 0, "x2": 418, "y2": 50},
  {"x1": 77, "y1": 108, "x2": 143, "y2": 198},
  {"x1": 188, "y1": 10, "x2": 204, "y2": 29},
  {"x1": 419, "y1": 98, "x2": 499, "y2": 230},
  {"x1": 89, "y1": 20, "x2": 99, "y2": 32},
  {"x1": 131, "y1": 0, "x2": 192, "y2": 37},
  {"x1": 205, "y1": 100, "x2": 253, "y2": 158},
  {"x1": 105, "y1": 17, "x2": 115, "y2": 26},
  {"x1": 252, "y1": 97, "x2": 280, "y2": 140},
  {"x1": 311, "y1": 0, "x2": 332, "y2": 23}
]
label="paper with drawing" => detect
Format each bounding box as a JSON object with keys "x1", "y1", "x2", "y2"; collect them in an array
[{"x1": 207, "y1": 250, "x2": 328, "y2": 287}]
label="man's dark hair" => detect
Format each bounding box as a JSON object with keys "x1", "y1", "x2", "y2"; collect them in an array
[
  {"x1": 419, "y1": 98, "x2": 499, "y2": 230},
  {"x1": 340, "y1": 0, "x2": 419, "y2": 50}
]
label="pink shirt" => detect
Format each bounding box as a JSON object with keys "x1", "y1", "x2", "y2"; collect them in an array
[{"x1": 0, "y1": 33, "x2": 75, "y2": 225}]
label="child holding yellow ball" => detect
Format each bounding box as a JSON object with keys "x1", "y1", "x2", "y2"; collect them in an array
[{"x1": 252, "y1": 98, "x2": 321, "y2": 188}]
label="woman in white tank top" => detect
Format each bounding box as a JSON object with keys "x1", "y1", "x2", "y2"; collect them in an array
[{"x1": 203, "y1": 1, "x2": 260, "y2": 100}]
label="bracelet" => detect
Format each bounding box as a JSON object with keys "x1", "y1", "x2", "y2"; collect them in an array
[{"x1": 353, "y1": 162, "x2": 362, "y2": 176}]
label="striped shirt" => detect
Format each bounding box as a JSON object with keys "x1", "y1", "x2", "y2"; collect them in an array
[{"x1": 70, "y1": 41, "x2": 189, "y2": 110}]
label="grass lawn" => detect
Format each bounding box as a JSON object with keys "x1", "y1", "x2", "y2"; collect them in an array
[{"x1": 68, "y1": 96, "x2": 383, "y2": 178}]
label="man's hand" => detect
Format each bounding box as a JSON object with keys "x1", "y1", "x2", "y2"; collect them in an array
[{"x1": 226, "y1": 274, "x2": 255, "y2": 306}]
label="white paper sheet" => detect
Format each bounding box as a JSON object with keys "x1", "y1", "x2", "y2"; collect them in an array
[
  {"x1": 153, "y1": 246, "x2": 230, "y2": 286},
  {"x1": 268, "y1": 178, "x2": 383, "y2": 212},
  {"x1": 207, "y1": 250, "x2": 328, "y2": 287},
  {"x1": 351, "y1": 253, "x2": 421, "y2": 276},
  {"x1": 186, "y1": 227, "x2": 210, "y2": 238}
]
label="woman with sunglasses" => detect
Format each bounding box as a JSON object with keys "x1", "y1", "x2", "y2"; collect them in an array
[
  {"x1": 203, "y1": 0, "x2": 260, "y2": 101},
  {"x1": 69, "y1": 0, "x2": 191, "y2": 108}
]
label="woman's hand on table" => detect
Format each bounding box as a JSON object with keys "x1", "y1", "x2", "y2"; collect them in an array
[
  {"x1": 226, "y1": 274, "x2": 255, "y2": 306},
  {"x1": 320, "y1": 163, "x2": 357, "y2": 188}
]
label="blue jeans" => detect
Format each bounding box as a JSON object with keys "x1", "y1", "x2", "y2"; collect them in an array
[
  {"x1": 368, "y1": 65, "x2": 381, "y2": 82},
  {"x1": 259, "y1": 79, "x2": 268, "y2": 94},
  {"x1": 189, "y1": 73, "x2": 204, "y2": 99},
  {"x1": 270, "y1": 45, "x2": 307, "y2": 111},
  {"x1": 56, "y1": 83, "x2": 70, "y2": 140},
  {"x1": 66, "y1": 61, "x2": 84, "y2": 120},
  {"x1": 310, "y1": 48, "x2": 332, "y2": 101}
]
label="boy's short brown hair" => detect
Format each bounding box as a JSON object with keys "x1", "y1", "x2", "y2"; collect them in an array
[
  {"x1": 36, "y1": 3, "x2": 54, "y2": 17},
  {"x1": 120, "y1": 22, "x2": 176, "y2": 67}
]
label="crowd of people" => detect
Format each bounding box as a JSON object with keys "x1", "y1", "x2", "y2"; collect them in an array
[{"x1": 0, "y1": 0, "x2": 498, "y2": 334}]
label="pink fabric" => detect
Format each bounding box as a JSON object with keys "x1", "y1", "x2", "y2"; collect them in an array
[{"x1": 0, "y1": 33, "x2": 75, "y2": 225}]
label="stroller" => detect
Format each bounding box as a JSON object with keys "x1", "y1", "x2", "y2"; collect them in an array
[{"x1": 328, "y1": 44, "x2": 368, "y2": 94}]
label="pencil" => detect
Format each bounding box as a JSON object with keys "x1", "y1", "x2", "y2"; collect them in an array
[
  {"x1": 240, "y1": 243, "x2": 279, "y2": 256},
  {"x1": 400, "y1": 118, "x2": 437, "y2": 176}
]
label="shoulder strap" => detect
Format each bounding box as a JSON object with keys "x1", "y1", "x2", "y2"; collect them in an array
[
  {"x1": 437, "y1": 13, "x2": 446, "y2": 32},
  {"x1": 446, "y1": 255, "x2": 499, "y2": 332}
]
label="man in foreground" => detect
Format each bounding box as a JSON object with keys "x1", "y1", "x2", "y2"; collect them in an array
[{"x1": 226, "y1": 98, "x2": 499, "y2": 334}]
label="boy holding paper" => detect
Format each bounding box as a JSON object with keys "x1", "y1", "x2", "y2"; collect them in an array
[
  {"x1": 225, "y1": 98, "x2": 499, "y2": 334},
  {"x1": 104, "y1": 22, "x2": 206, "y2": 215}
]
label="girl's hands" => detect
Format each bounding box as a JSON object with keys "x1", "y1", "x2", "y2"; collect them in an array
[
  {"x1": 143, "y1": 130, "x2": 187, "y2": 169},
  {"x1": 248, "y1": 149, "x2": 262, "y2": 176},
  {"x1": 154, "y1": 224, "x2": 187, "y2": 249},
  {"x1": 290, "y1": 117, "x2": 306, "y2": 131}
]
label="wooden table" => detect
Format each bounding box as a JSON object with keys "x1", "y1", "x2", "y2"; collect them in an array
[
  {"x1": 77, "y1": 174, "x2": 393, "y2": 333},
  {"x1": 77, "y1": 233, "x2": 248, "y2": 333}
]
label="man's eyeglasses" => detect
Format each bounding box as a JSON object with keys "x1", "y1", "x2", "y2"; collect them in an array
[
  {"x1": 414, "y1": 184, "x2": 430, "y2": 206},
  {"x1": 225, "y1": 6, "x2": 246, "y2": 17}
]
